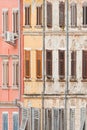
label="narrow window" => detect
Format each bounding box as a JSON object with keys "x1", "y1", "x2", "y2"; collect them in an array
[
  {"x1": 36, "y1": 50, "x2": 42, "y2": 79},
  {"x1": 36, "y1": 6, "x2": 42, "y2": 26},
  {"x1": 59, "y1": 2, "x2": 65, "y2": 28},
  {"x1": 80, "y1": 108, "x2": 86, "y2": 130},
  {"x1": 2, "y1": 9, "x2": 8, "y2": 33},
  {"x1": 25, "y1": 6, "x2": 31, "y2": 26},
  {"x1": 59, "y1": 109, "x2": 64, "y2": 130},
  {"x1": 2, "y1": 113, "x2": 8, "y2": 130},
  {"x1": 13, "y1": 10, "x2": 18, "y2": 33},
  {"x1": 24, "y1": 50, "x2": 30, "y2": 78},
  {"x1": 59, "y1": 50, "x2": 65, "y2": 79},
  {"x1": 71, "y1": 51, "x2": 76, "y2": 79},
  {"x1": 3, "y1": 61, "x2": 9, "y2": 87},
  {"x1": 71, "y1": 3, "x2": 77, "y2": 27},
  {"x1": 83, "y1": 3, "x2": 87, "y2": 26},
  {"x1": 46, "y1": 50, "x2": 52, "y2": 79},
  {"x1": 45, "y1": 109, "x2": 52, "y2": 130},
  {"x1": 13, "y1": 113, "x2": 19, "y2": 130},
  {"x1": 82, "y1": 51, "x2": 87, "y2": 79},
  {"x1": 70, "y1": 109, "x2": 75, "y2": 130},
  {"x1": 47, "y1": 2, "x2": 52, "y2": 28},
  {"x1": 52, "y1": 108, "x2": 59, "y2": 130}
]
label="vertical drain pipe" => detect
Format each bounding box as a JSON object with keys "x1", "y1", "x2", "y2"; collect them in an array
[
  {"x1": 64, "y1": 0, "x2": 69, "y2": 130},
  {"x1": 42, "y1": 0, "x2": 45, "y2": 129}
]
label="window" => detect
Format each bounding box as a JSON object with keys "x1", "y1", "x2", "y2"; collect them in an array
[
  {"x1": 70, "y1": 109, "x2": 75, "y2": 130},
  {"x1": 2, "y1": 113, "x2": 8, "y2": 130},
  {"x1": 71, "y1": 51, "x2": 76, "y2": 79},
  {"x1": 36, "y1": 6, "x2": 42, "y2": 26},
  {"x1": 59, "y1": 50, "x2": 65, "y2": 79},
  {"x1": 80, "y1": 108, "x2": 86, "y2": 130},
  {"x1": 45, "y1": 109, "x2": 52, "y2": 130},
  {"x1": 2, "y1": 9, "x2": 8, "y2": 33},
  {"x1": 71, "y1": 3, "x2": 77, "y2": 27},
  {"x1": 83, "y1": 3, "x2": 87, "y2": 26},
  {"x1": 3, "y1": 60, "x2": 9, "y2": 87},
  {"x1": 59, "y1": 109, "x2": 64, "y2": 130},
  {"x1": 82, "y1": 51, "x2": 87, "y2": 79},
  {"x1": 13, "y1": 113, "x2": 19, "y2": 130},
  {"x1": 13, "y1": 61, "x2": 19, "y2": 87},
  {"x1": 52, "y1": 108, "x2": 58, "y2": 130},
  {"x1": 47, "y1": 2, "x2": 52, "y2": 28},
  {"x1": 25, "y1": 6, "x2": 31, "y2": 26},
  {"x1": 46, "y1": 50, "x2": 52, "y2": 79},
  {"x1": 24, "y1": 50, "x2": 30, "y2": 78},
  {"x1": 59, "y1": 2, "x2": 65, "y2": 28},
  {"x1": 13, "y1": 9, "x2": 18, "y2": 34},
  {"x1": 36, "y1": 50, "x2": 42, "y2": 79}
]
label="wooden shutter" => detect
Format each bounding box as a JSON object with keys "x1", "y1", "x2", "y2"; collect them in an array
[
  {"x1": 36, "y1": 50, "x2": 42, "y2": 78},
  {"x1": 3, "y1": 113, "x2": 8, "y2": 130},
  {"x1": 45, "y1": 109, "x2": 52, "y2": 130},
  {"x1": 6, "y1": 11, "x2": 8, "y2": 31},
  {"x1": 47, "y1": 2, "x2": 52, "y2": 28},
  {"x1": 13, "y1": 113, "x2": 19, "y2": 130},
  {"x1": 59, "y1": 2, "x2": 65, "y2": 28},
  {"x1": 13, "y1": 11, "x2": 15, "y2": 33},
  {"x1": 71, "y1": 3, "x2": 77, "y2": 26},
  {"x1": 25, "y1": 50, "x2": 30, "y2": 78},
  {"x1": 6, "y1": 62, "x2": 9, "y2": 86},
  {"x1": 71, "y1": 51, "x2": 76, "y2": 78},
  {"x1": 37, "y1": 6, "x2": 42, "y2": 25},
  {"x1": 59, "y1": 109, "x2": 64, "y2": 130},
  {"x1": 80, "y1": 108, "x2": 86, "y2": 130},
  {"x1": 25, "y1": 6, "x2": 31, "y2": 25},
  {"x1": 32, "y1": 108, "x2": 41, "y2": 130},
  {"x1": 52, "y1": 108, "x2": 59, "y2": 130},
  {"x1": 3, "y1": 10, "x2": 8, "y2": 33},
  {"x1": 59, "y1": 50, "x2": 65, "y2": 79},
  {"x1": 16, "y1": 11, "x2": 18, "y2": 33},
  {"x1": 70, "y1": 108, "x2": 75, "y2": 130},
  {"x1": 16, "y1": 62, "x2": 19, "y2": 86},
  {"x1": 82, "y1": 51, "x2": 87, "y2": 79},
  {"x1": 46, "y1": 50, "x2": 52, "y2": 79}
]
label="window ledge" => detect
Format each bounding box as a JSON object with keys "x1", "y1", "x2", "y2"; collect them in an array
[
  {"x1": 24, "y1": 78, "x2": 31, "y2": 82},
  {"x1": 2, "y1": 86, "x2": 8, "y2": 89},
  {"x1": 23, "y1": 25, "x2": 32, "y2": 28},
  {"x1": 81, "y1": 79, "x2": 87, "y2": 82},
  {"x1": 46, "y1": 79, "x2": 54, "y2": 82},
  {"x1": 36, "y1": 78, "x2": 43, "y2": 81},
  {"x1": 58, "y1": 79, "x2": 65, "y2": 82},
  {"x1": 70, "y1": 25, "x2": 77, "y2": 28},
  {"x1": 35, "y1": 25, "x2": 42, "y2": 28},
  {"x1": 12, "y1": 86, "x2": 19, "y2": 89},
  {"x1": 82, "y1": 25, "x2": 87, "y2": 28},
  {"x1": 70, "y1": 79, "x2": 78, "y2": 82}
]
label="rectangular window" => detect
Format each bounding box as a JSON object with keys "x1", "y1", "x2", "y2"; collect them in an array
[
  {"x1": 24, "y1": 50, "x2": 30, "y2": 78},
  {"x1": 71, "y1": 3, "x2": 77, "y2": 27},
  {"x1": 52, "y1": 108, "x2": 59, "y2": 130},
  {"x1": 13, "y1": 113, "x2": 19, "y2": 130},
  {"x1": 80, "y1": 108, "x2": 86, "y2": 130},
  {"x1": 2, "y1": 9, "x2": 8, "y2": 33},
  {"x1": 36, "y1": 50, "x2": 42, "y2": 79},
  {"x1": 59, "y1": 109, "x2": 64, "y2": 130},
  {"x1": 45, "y1": 109, "x2": 52, "y2": 130},
  {"x1": 46, "y1": 50, "x2": 52, "y2": 79},
  {"x1": 59, "y1": 2, "x2": 65, "y2": 28},
  {"x1": 13, "y1": 61, "x2": 19, "y2": 87},
  {"x1": 70, "y1": 109, "x2": 75, "y2": 130},
  {"x1": 71, "y1": 51, "x2": 76, "y2": 79},
  {"x1": 25, "y1": 6, "x2": 31, "y2": 26},
  {"x1": 82, "y1": 51, "x2": 87, "y2": 79},
  {"x1": 47, "y1": 2, "x2": 52, "y2": 28},
  {"x1": 83, "y1": 4, "x2": 87, "y2": 26},
  {"x1": 3, "y1": 61, "x2": 9, "y2": 87},
  {"x1": 2, "y1": 113, "x2": 8, "y2": 130},
  {"x1": 59, "y1": 50, "x2": 65, "y2": 79},
  {"x1": 36, "y1": 6, "x2": 42, "y2": 26},
  {"x1": 13, "y1": 10, "x2": 18, "y2": 34}
]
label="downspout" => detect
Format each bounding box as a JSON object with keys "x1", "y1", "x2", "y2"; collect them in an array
[{"x1": 64, "y1": 0, "x2": 69, "y2": 130}]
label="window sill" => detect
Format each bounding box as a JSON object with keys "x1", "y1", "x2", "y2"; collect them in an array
[
  {"x1": 24, "y1": 77, "x2": 31, "y2": 82},
  {"x1": 46, "y1": 78, "x2": 54, "y2": 82},
  {"x1": 82, "y1": 25, "x2": 87, "y2": 28},
  {"x1": 23, "y1": 25, "x2": 32, "y2": 28},
  {"x1": 12, "y1": 86, "x2": 19, "y2": 89},
  {"x1": 70, "y1": 79, "x2": 78, "y2": 82},
  {"x1": 2, "y1": 86, "x2": 8, "y2": 89},
  {"x1": 35, "y1": 25, "x2": 42, "y2": 28},
  {"x1": 58, "y1": 79, "x2": 65, "y2": 82},
  {"x1": 70, "y1": 25, "x2": 77, "y2": 28},
  {"x1": 36, "y1": 78, "x2": 43, "y2": 81},
  {"x1": 81, "y1": 79, "x2": 87, "y2": 82}
]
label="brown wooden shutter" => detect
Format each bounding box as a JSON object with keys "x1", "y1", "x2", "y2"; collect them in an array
[
  {"x1": 47, "y1": 2, "x2": 52, "y2": 28},
  {"x1": 25, "y1": 7, "x2": 27, "y2": 25},
  {"x1": 46, "y1": 50, "x2": 52, "y2": 79},
  {"x1": 25, "y1": 50, "x2": 30, "y2": 78},
  {"x1": 59, "y1": 2, "x2": 65, "y2": 28},
  {"x1": 16, "y1": 62, "x2": 19, "y2": 86},
  {"x1": 25, "y1": 6, "x2": 31, "y2": 25},
  {"x1": 36, "y1": 50, "x2": 42, "y2": 79},
  {"x1": 37, "y1": 6, "x2": 42, "y2": 25},
  {"x1": 59, "y1": 50, "x2": 65, "y2": 79},
  {"x1": 82, "y1": 51, "x2": 87, "y2": 79},
  {"x1": 71, "y1": 51, "x2": 76, "y2": 78},
  {"x1": 16, "y1": 11, "x2": 18, "y2": 33}
]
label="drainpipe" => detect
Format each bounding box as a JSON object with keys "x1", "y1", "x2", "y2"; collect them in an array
[
  {"x1": 42, "y1": 0, "x2": 45, "y2": 129},
  {"x1": 64, "y1": 0, "x2": 69, "y2": 130}
]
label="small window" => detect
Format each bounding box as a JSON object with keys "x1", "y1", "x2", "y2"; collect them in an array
[
  {"x1": 71, "y1": 51, "x2": 76, "y2": 79},
  {"x1": 47, "y1": 2, "x2": 52, "y2": 28},
  {"x1": 83, "y1": 2, "x2": 87, "y2": 26},
  {"x1": 2, "y1": 113, "x2": 8, "y2": 130},
  {"x1": 82, "y1": 51, "x2": 87, "y2": 79},
  {"x1": 25, "y1": 6, "x2": 31, "y2": 26},
  {"x1": 36, "y1": 6, "x2": 42, "y2": 26},
  {"x1": 13, "y1": 9, "x2": 18, "y2": 33},
  {"x1": 2, "y1": 9, "x2": 8, "y2": 33},
  {"x1": 71, "y1": 3, "x2": 77, "y2": 27}
]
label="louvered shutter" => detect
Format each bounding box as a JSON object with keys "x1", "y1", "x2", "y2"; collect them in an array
[
  {"x1": 71, "y1": 51, "x2": 76, "y2": 78},
  {"x1": 36, "y1": 50, "x2": 42, "y2": 78},
  {"x1": 82, "y1": 51, "x2": 87, "y2": 79},
  {"x1": 71, "y1": 3, "x2": 77, "y2": 26},
  {"x1": 25, "y1": 6, "x2": 31, "y2": 25},
  {"x1": 32, "y1": 108, "x2": 41, "y2": 130},
  {"x1": 52, "y1": 108, "x2": 59, "y2": 130},
  {"x1": 59, "y1": 2, "x2": 65, "y2": 28},
  {"x1": 59, "y1": 109, "x2": 64, "y2": 130},
  {"x1": 16, "y1": 11, "x2": 18, "y2": 33},
  {"x1": 6, "y1": 62, "x2": 9, "y2": 86},
  {"x1": 37, "y1": 6, "x2": 42, "y2": 25},
  {"x1": 6, "y1": 11, "x2": 8, "y2": 31},
  {"x1": 46, "y1": 50, "x2": 52, "y2": 79},
  {"x1": 47, "y1": 2, "x2": 52, "y2": 28},
  {"x1": 13, "y1": 12, "x2": 15, "y2": 33},
  {"x1": 16, "y1": 62, "x2": 19, "y2": 86},
  {"x1": 19, "y1": 108, "x2": 28, "y2": 130},
  {"x1": 3, "y1": 113, "x2": 8, "y2": 130},
  {"x1": 80, "y1": 108, "x2": 86, "y2": 130},
  {"x1": 45, "y1": 109, "x2": 52, "y2": 130},
  {"x1": 70, "y1": 108, "x2": 75, "y2": 130},
  {"x1": 59, "y1": 50, "x2": 65, "y2": 79},
  {"x1": 25, "y1": 50, "x2": 30, "y2": 78},
  {"x1": 25, "y1": 7, "x2": 27, "y2": 25},
  {"x1": 13, "y1": 113, "x2": 19, "y2": 130}
]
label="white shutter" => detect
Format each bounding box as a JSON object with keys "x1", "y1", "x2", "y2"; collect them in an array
[
  {"x1": 80, "y1": 108, "x2": 86, "y2": 130},
  {"x1": 45, "y1": 108, "x2": 52, "y2": 130},
  {"x1": 70, "y1": 108, "x2": 75, "y2": 130},
  {"x1": 52, "y1": 108, "x2": 59, "y2": 130},
  {"x1": 59, "y1": 108, "x2": 64, "y2": 130}
]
